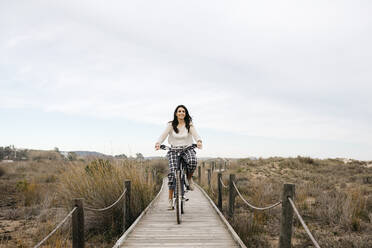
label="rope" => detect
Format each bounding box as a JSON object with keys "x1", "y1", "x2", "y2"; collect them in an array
[
  {"x1": 288, "y1": 197, "x2": 321, "y2": 248},
  {"x1": 219, "y1": 177, "x2": 228, "y2": 188},
  {"x1": 84, "y1": 189, "x2": 127, "y2": 212},
  {"x1": 232, "y1": 182, "x2": 282, "y2": 210},
  {"x1": 33, "y1": 207, "x2": 77, "y2": 248}
]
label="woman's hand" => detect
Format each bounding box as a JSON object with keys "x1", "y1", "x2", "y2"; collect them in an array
[
  {"x1": 155, "y1": 142, "x2": 160, "y2": 150},
  {"x1": 197, "y1": 140, "x2": 203, "y2": 149}
]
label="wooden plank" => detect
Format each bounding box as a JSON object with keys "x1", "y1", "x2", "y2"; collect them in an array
[{"x1": 115, "y1": 179, "x2": 245, "y2": 248}]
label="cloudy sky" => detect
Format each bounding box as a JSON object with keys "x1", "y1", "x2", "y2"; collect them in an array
[{"x1": 1, "y1": 0, "x2": 371, "y2": 160}]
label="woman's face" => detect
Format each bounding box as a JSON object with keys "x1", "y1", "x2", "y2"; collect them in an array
[{"x1": 176, "y1": 107, "x2": 186, "y2": 120}]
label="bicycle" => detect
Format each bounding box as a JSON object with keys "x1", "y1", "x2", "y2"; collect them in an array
[{"x1": 160, "y1": 143, "x2": 197, "y2": 224}]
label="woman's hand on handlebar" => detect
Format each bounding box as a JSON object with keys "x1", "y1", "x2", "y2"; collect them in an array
[
  {"x1": 155, "y1": 142, "x2": 160, "y2": 150},
  {"x1": 156, "y1": 143, "x2": 200, "y2": 151}
]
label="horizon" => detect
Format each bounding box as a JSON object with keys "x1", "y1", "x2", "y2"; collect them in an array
[
  {"x1": 1, "y1": 1, "x2": 372, "y2": 160},
  {"x1": 2, "y1": 145, "x2": 369, "y2": 162}
]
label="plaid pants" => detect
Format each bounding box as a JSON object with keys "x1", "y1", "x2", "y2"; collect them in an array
[{"x1": 167, "y1": 148, "x2": 197, "y2": 189}]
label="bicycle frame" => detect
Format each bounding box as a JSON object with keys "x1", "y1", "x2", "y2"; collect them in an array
[
  {"x1": 160, "y1": 144, "x2": 197, "y2": 224},
  {"x1": 174, "y1": 153, "x2": 188, "y2": 200}
]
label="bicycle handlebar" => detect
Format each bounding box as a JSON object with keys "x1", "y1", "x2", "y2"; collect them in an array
[{"x1": 159, "y1": 144, "x2": 197, "y2": 151}]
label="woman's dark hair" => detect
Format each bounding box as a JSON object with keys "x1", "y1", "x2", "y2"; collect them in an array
[{"x1": 169, "y1": 105, "x2": 192, "y2": 133}]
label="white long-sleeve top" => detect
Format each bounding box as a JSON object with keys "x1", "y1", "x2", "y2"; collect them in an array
[{"x1": 157, "y1": 122, "x2": 202, "y2": 147}]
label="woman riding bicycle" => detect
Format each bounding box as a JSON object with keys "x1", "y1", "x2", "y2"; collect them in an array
[{"x1": 155, "y1": 105, "x2": 203, "y2": 210}]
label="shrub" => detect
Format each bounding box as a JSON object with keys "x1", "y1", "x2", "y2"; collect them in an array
[
  {"x1": 44, "y1": 174, "x2": 57, "y2": 183},
  {"x1": 279, "y1": 159, "x2": 302, "y2": 170},
  {"x1": 148, "y1": 159, "x2": 168, "y2": 175},
  {"x1": 29, "y1": 150, "x2": 61, "y2": 161},
  {"x1": 297, "y1": 156, "x2": 314, "y2": 164},
  {"x1": 33, "y1": 216, "x2": 71, "y2": 247},
  {"x1": 200, "y1": 156, "x2": 371, "y2": 247},
  {"x1": 84, "y1": 159, "x2": 112, "y2": 175},
  {"x1": 58, "y1": 159, "x2": 157, "y2": 239},
  {"x1": 232, "y1": 212, "x2": 269, "y2": 248},
  {"x1": 16, "y1": 179, "x2": 42, "y2": 206}
]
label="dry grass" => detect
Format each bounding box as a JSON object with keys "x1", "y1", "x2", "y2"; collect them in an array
[
  {"x1": 199, "y1": 157, "x2": 372, "y2": 248},
  {"x1": 15, "y1": 179, "x2": 44, "y2": 206},
  {"x1": 57, "y1": 159, "x2": 158, "y2": 240},
  {"x1": 0, "y1": 154, "x2": 165, "y2": 247},
  {"x1": 0, "y1": 167, "x2": 5, "y2": 177},
  {"x1": 27, "y1": 150, "x2": 63, "y2": 162},
  {"x1": 4, "y1": 151, "x2": 369, "y2": 247}
]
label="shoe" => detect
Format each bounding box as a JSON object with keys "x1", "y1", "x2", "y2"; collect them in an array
[
  {"x1": 167, "y1": 199, "x2": 174, "y2": 210},
  {"x1": 189, "y1": 178, "x2": 195, "y2": 191}
]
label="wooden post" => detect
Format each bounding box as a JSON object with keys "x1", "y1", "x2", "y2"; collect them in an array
[
  {"x1": 224, "y1": 161, "x2": 227, "y2": 170},
  {"x1": 124, "y1": 180, "x2": 132, "y2": 231},
  {"x1": 72, "y1": 198, "x2": 84, "y2": 248},
  {"x1": 207, "y1": 169, "x2": 211, "y2": 188},
  {"x1": 198, "y1": 166, "x2": 201, "y2": 184},
  {"x1": 202, "y1": 164, "x2": 205, "y2": 184},
  {"x1": 217, "y1": 172, "x2": 222, "y2": 210},
  {"x1": 152, "y1": 169, "x2": 156, "y2": 184},
  {"x1": 202, "y1": 161, "x2": 205, "y2": 168},
  {"x1": 122, "y1": 180, "x2": 128, "y2": 232},
  {"x1": 279, "y1": 183, "x2": 295, "y2": 248},
  {"x1": 219, "y1": 162, "x2": 222, "y2": 172},
  {"x1": 228, "y1": 174, "x2": 236, "y2": 219},
  {"x1": 154, "y1": 169, "x2": 158, "y2": 185}
]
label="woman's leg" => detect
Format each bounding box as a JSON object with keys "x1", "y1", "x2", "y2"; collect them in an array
[
  {"x1": 169, "y1": 189, "x2": 174, "y2": 199},
  {"x1": 183, "y1": 149, "x2": 197, "y2": 189},
  {"x1": 167, "y1": 150, "x2": 177, "y2": 192},
  {"x1": 167, "y1": 151, "x2": 177, "y2": 209},
  {"x1": 187, "y1": 172, "x2": 193, "y2": 180}
]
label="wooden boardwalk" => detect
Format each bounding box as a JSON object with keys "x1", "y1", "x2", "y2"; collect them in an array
[{"x1": 114, "y1": 179, "x2": 243, "y2": 248}]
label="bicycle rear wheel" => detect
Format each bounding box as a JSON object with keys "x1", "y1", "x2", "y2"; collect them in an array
[
  {"x1": 181, "y1": 171, "x2": 185, "y2": 214},
  {"x1": 175, "y1": 170, "x2": 182, "y2": 224},
  {"x1": 181, "y1": 197, "x2": 184, "y2": 214}
]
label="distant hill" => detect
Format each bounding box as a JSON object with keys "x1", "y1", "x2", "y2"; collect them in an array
[
  {"x1": 71, "y1": 151, "x2": 111, "y2": 158},
  {"x1": 145, "y1": 156, "x2": 168, "y2": 160},
  {"x1": 143, "y1": 156, "x2": 223, "y2": 161},
  {"x1": 65, "y1": 152, "x2": 234, "y2": 160}
]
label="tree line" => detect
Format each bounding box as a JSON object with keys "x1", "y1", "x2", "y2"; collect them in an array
[{"x1": 0, "y1": 145, "x2": 27, "y2": 161}]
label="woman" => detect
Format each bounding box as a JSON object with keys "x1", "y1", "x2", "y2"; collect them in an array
[{"x1": 155, "y1": 105, "x2": 203, "y2": 210}]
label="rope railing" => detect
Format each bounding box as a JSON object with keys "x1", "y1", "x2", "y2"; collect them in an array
[
  {"x1": 84, "y1": 189, "x2": 127, "y2": 212},
  {"x1": 33, "y1": 207, "x2": 77, "y2": 248},
  {"x1": 32, "y1": 179, "x2": 136, "y2": 248},
  {"x1": 232, "y1": 181, "x2": 282, "y2": 210},
  {"x1": 288, "y1": 197, "x2": 321, "y2": 248},
  {"x1": 219, "y1": 177, "x2": 228, "y2": 188},
  {"x1": 198, "y1": 161, "x2": 322, "y2": 248}
]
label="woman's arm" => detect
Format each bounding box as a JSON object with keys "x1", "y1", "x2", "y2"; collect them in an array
[
  {"x1": 156, "y1": 123, "x2": 172, "y2": 145},
  {"x1": 190, "y1": 124, "x2": 202, "y2": 149}
]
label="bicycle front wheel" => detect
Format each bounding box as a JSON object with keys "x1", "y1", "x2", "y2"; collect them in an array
[{"x1": 175, "y1": 170, "x2": 182, "y2": 224}]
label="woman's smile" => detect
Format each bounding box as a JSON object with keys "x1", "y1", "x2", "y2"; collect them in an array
[{"x1": 177, "y1": 108, "x2": 186, "y2": 119}]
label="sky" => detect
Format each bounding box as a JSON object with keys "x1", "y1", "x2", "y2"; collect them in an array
[{"x1": 1, "y1": 0, "x2": 372, "y2": 160}]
